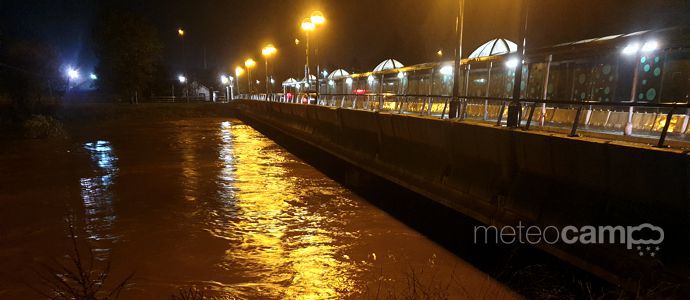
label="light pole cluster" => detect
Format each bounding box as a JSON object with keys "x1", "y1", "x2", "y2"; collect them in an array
[{"x1": 300, "y1": 11, "x2": 326, "y2": 98}]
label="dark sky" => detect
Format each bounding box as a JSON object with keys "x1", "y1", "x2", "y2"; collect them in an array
[{"x1": 1, "y1": 0, "x2": 689, "y2": 82}]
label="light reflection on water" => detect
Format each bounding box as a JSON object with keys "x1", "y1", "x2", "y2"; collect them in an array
[
  {"x1": 81, "y1": 140, "x2": 119, "y2": 248},
  {"x1": 0, "y1": 118, "x2": 518, "y2": 299},
  {"x1": 209, "y1": 121, "x2": 355, "y2": 298}
]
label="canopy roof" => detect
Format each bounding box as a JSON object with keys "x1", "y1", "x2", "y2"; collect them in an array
[
  {"x1": 327, "y1": 69, "x2": 350, "y2": 79},
  {"x1": 468, "y1": 38, "x2": 517, "y2": 59},
  {"x1": 282, "y1": 78, "x2": 297, "y2": 86},
  {"x1": 373, "y1": 59, "x2": 404, "y2": 72}
]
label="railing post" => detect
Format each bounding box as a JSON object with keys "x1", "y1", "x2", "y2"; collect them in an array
[
  {"x1": 441, "y1": 97, "x2": 449, "y2": 119},
  {"x1": 496, "y1": 101, "x2": 506, "y2": 126},
  {"x1": 459, "y1": 98, "x2": 467, "y2": 120},
  {"x1": 525, "y1": 101, "x2": 537, "y2": 130},
  {"x1": 656, "y1": 107, "x2": 676, "y2": 148},
  {"x1": 569, "y1": 105, "x2": 583, "y2": 137}
]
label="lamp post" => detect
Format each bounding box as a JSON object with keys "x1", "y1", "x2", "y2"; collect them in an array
[
  {"x1": 450, "y1": 0, "x2": 466, "y2": 119},
  {"x1": 310, "y1": 11, "x2": 325, "y2": 100},
  {"x1": 235, "y1": 66, "x2": 244, "y2": 96},
  {"x1": 507, "y1": 0, "x2": 530, "y2": 128},
  {"x1": 301, "y1": 18, "x2": 315, "y2": 94},
  {"x1": 67, "y1": 67, "x2": 80, "y2": 91},
  {"x1": 178, "y1": 74, "x2": 188, "y2": 102},
  {"x1": 244, "y1": 58, "x2": 256, "y2": 94},
  {"x1": 262, "y1": 44, "x2": 277, "y2": 99},
  {"x1": 220, "y1": 75, "x2": 230, "y2": 101}
]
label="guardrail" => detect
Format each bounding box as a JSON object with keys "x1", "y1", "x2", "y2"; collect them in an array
[{"x1": 241, "y1": 92, "x2": 690, "y2": 148}]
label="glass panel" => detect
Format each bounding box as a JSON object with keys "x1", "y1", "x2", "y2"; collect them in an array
[{"x1": 660, "y1": 49, "x2": 690, "y2": 103}]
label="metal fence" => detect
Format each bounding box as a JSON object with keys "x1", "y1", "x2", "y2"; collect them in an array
[{"x1": 241, "y1": 92, "x2": 690, "y2": 148}]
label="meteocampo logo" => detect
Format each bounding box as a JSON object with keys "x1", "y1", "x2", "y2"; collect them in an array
[{"x1": 474, "y1": 222, "x2": 664, "y2": 257}]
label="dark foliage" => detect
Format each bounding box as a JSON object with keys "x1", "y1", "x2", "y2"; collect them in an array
[
  {"x1": 92, "y1": 10, "x2": 162, "y2": 102},
  {"x1": 0, "y1": 38, "x2": 62, "y2": 119}
]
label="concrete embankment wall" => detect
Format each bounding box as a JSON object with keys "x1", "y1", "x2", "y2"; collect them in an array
[{"x1": 233, "y1": 99, "x2": 689, "y2": 286}]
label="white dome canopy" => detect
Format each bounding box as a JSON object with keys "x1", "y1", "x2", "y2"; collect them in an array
[
  {"x1": 282, "y1": 78, "x2": 297, "y2": 86},
  {"x1": 468, "y1": 38, "x2": 517, "y2": 59},
  {"x1": 303, "y1": 74, "x2": 316, "y2": 81},
  {"x1": 327, "y1": 69, "x2": 350, "y2": 79},
  {"x1": 373, "y1": 59, "x2": 404, "y2": 72}
]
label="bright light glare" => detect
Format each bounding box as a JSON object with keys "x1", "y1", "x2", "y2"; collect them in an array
[
  {"x1": 178, "y1": 75, "x2": 187, "y2": 83},
  {"x1": 641, "y1": 41, "x2": 658, "y2": 52},
  {"x1": 67, "y1": 68, "x2": 80, "y2": 80},
  {"x1": 178, "y1": 28, "x2": 185, "y2": 37},
  {"x1": 270, "y1": 78, "x2": 275, "y2": 84},
  {"x1": 244, "y1": 58, "x2": 256, "y2": 68},
  {"x1": 328, "y1": 80, "x2": 335, "y2": 86},
  {"x1": 322, "y1": 70, "x2": 328, "y2": 77},
  {"x1": 220, "y1": 75, "x2": 229, "y2": 85},
  {"x1": 439, "y1": 65, "x2": 453, "y2": 76},
  {"x1": 622, "y1": 42, "x2": 640, "y2": 55},
  {"x1": 301, "y1": 18, "x2": 315, "y2": 31},
  {"x1": 256, "y1": 80, "x2": 260, "y2": 84},
  {"x1": 505, "y1": 58, "x2": 519, "y2": 69},
  {"x1": 397, "y1": 72, "x2": 405, "y2": 79},
  {"x1": 345, "y1": 78, "x2": 353, "y2": 84},
  {"x1": 311, "y1": 11, "x2": 325, "y2": 25},
  {"x1": 235, "y1": 66, "x2": 244, "y2": 77},
  {"x1": 262, "y1": 44, "x2": 277, "y2": 56},
  {"x1": 89, "y1": 73, "x2": 98, "y2": 80}
]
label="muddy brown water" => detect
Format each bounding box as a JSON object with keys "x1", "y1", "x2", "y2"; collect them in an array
[{"x1": 0, "y1": 117, "x2": 518, "y2": 299}]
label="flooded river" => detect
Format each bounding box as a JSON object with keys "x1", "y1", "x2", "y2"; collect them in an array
[{"x1": 0, "y1": 117, "x2": 517, "y2": 299}]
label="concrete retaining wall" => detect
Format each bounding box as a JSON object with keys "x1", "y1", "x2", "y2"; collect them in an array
[{"x1": 233, "y1": 99, "x2": 690, "y2": 286}]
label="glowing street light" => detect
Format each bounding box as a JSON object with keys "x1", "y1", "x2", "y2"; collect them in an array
[
  {"x1": 262, "y1": 44, "x2": 277, "y2": 95},
  {"x1": 235, "y1": 66, "x2": 245, "y2": 95},
  {"x1": 301, "y1": 18, "x2": 315, "y2": 31},
  {"x1": 245, "y1": 58, "x2": 256, "y2": 94},
  {"x1": 311, "y1": 11, "x2": 325, "y2": 25},
  {"x1": 437, "y1": 49, "x2": 443, "y2": 57},
  {"x1": 177, "y1": 28, "x2": 185, "y2": 37},
  {"x1": 178, "y1": 75, "x2": 187, "y2": 84},
  {"x1": 67, "y1": 68, "x2": 80, "y2": 80},
  {"x1": 220, "y1": 75, "x2": 229, "y2": 85}
]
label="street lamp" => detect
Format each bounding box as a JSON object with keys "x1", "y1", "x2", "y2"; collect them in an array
[
  {"x1": 177, "y1": 28, "x2": 185, "y2": 37},
  {"x1": 220, "y1": 75, "x2": 233, "y2": 101},
  {"x1": 66, "y1": 67, "x2": 80, "y2": 90},
  {"x1": 235, "y1": 66, "x2": 244, "y2": 95},
  {"x1": 178, "y1": 74, "x2": 188, "y2": 101},
  {"x1": 262, "y1": 44, "x2": 277, "y2": 97},
  {"x1": 310, "y1": 11, "x2": 325, "y2": 25},
  {"x1": 67, "y1": 68, "x2": 80, "y2": 81},
  {"x1": 301, "y1": 17, "x2": 315, "y2": 92},
  {"x1": 310, "y1": 11, "x2": 326, "y2": 100},
  {"x1": 244, "y1": 58, "x2": 256, "y2": 94}
]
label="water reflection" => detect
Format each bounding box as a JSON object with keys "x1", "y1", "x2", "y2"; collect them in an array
[
  {"x1": 208, "y1": 122, "x2": 356, "y2": 298},
  {"x1": 178, "y1": 124, "x2": 200, "y2": 201},
  {"x1": 81, "y1": 141, "x2": 119, "y2": 251}
]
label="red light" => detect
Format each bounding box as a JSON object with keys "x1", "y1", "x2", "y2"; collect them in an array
[
  {"x1": 286, "y1": 92, "x2": 293, "y2": 100},
  {"x1": 355, "y1": 89, "x2": 366, "y2": 95}
]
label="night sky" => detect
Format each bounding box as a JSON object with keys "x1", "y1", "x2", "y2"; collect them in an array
[{"x1": 1, "y1": 0, "x2": 689, "y2": 82}]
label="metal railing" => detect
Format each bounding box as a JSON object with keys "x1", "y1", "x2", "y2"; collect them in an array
[{"x1": 242, "y1": 92, "x2": 690, "y2": 148}]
